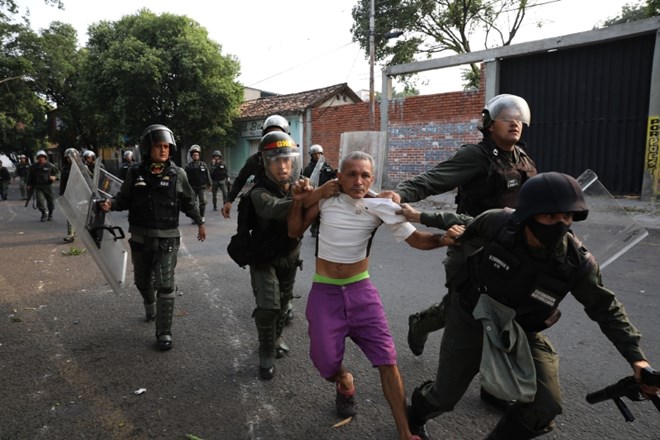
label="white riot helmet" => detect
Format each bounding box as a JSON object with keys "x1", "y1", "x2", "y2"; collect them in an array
[
  {"x1": 36, "y1": 150, "x2": 47, "y2": 159},
  {"x1": 478, "y1": 94, "x2": 531, "y2": 135},
  {"x1": 261, "y1": 114, "x2": 290, "y2": 135},
  {"x1": 309, "y1": 144, "x2": 324, "y2": 155},
  {"x1": 123, "y1": 150, "x2": 134, "y2": 160},
  {"x1": 83, "y1": 150, "x2": 96, "y2": 160}
]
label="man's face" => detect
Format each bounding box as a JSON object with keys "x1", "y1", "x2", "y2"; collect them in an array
[
  {"x1": 191, "y1": 152, "x2": 200, "y2": 161},
  {"x1": 489, "y1": 109, "x2": 523, "y2": 148},
  {"x1": 37, "y1": 155, "x2": 46, "y2": 164},
  {"x1": 151, "y1": 142, "x2": 170, "y2": 163},
  {"x1": 338, "y1": 158, "x2": 373, "y2": 199},
  {"x1": 266, "y1": 155, "x2": 293, "y2": 185},
  {"x1": 311, "y1": 152, "x2": 322, "y2": 162},
  {"x1": 213, "y1": 155, "x2": 222, "y2": 162}
]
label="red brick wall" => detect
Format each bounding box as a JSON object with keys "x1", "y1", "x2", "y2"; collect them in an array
[{"x1": 311, "y1": 88, "x2": 485, "y2": 187}]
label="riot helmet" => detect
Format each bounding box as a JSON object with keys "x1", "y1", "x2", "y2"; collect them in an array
[
  {"x1": 478, "y1": 94, "x2": 531, "y2": 135},
  {"x1": 261, "y1": 114, "x2": 290, "y2": 135},
  {"x1": 309, "y1": 144, "x2": 324, "y2": 155},
  {"x1": 123, "y1": 150, "x2": 134, "y2": 160},
  {"x1": 258, "y1": 131, "x2": 301, "y2": 185},
  {"x1": 64, "y1": 148, "x2": 77, "y2": 158},
  {"x1": 83, "y1": 150, "x2": 96, "y2": 160},
  {"x1": 512, "y1": 172, "x2": 589, "y2": 224},
  {"x1": 212, "y1": 150, "x2": 222, "y2": 157},
  {"x1": 140, "y1": 124, "x2": 176, "y2": 158},
  {"x1": 189, "y1": 144, "x2": 202, "y2": 155},
  {"x1": 36, "y1": 150, "x2": 47, "y2": 159}
]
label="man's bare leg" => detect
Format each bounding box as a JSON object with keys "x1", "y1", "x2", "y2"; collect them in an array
[{"x1": 378, "y1": 364, "x2": 416, "y2": 440}]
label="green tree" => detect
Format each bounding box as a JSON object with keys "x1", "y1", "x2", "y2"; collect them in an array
[
  {"x1": 351, "y1": 0, "x2": 534, "y2": 90},
  {"x1": 78, "y1": 9, "x2": 243, "y2": 151},
  {"x1": 600, "y1": 0, "x2": 659, "y2": 27},
  {"x1": 0, "y1": 0, "x2": 63, "y2": 153}
]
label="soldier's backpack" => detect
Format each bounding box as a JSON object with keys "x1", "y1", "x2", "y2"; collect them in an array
[{"x1": 226, "y1": 189, "x2": 278, "y2": 267}]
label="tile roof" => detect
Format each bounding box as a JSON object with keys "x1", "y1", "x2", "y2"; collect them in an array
[{"x1": 238, "y1": 83, "x2": 362, "y2": 120}]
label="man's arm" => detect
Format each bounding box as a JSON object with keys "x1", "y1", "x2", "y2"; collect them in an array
[
  {"x1": 393, "y1": 145, "x2": 487, "y2": 203},
  {"x1": 404, "y1": 226, "x2": 463, "y2": 250},
  {"x1": 288, "y1": 178, "x2": 319, "y2": 238}
]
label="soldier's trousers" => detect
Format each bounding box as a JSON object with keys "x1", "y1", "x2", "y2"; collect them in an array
[
  {"x1": 211, "y1": 180, "x2": 228, "y2": 207},
  {"x1": 192, "y1": 186, "x2": 207, "y2": 217},
  {"x1": 34, "y1": 186, "x2": 55, "y2": 213},
  {"x1": 130, "y1": 236, "x2": 180, "y2": 335},
  {"x1": 249, "y1": 251, "x2": 299, "y2": 368},
  {"x1": 415, "y1": 293, "x2": 562, "y2": 433}
]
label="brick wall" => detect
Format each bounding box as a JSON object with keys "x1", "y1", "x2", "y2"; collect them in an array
[{"x1": 311, "y1": 88, "x2": 485, "y2": 187}]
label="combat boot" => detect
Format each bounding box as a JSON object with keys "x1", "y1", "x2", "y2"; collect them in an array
[
  {"x1": 40, "y1": 210, "x2": 47, "y2": 222},
  {"x1": 485, "y1": 413, "x2": 554, "y2": 440},
  {"x1": 47, "y1": 211, "x2": 53, "y2": 221},
  {"x1": 255, "y1": 309, "x2": 278, "y2": 380},
  {"x1": 155, "y1": 294, "x2": 175, "y2": 351},
  {"x1": 408, "y1": 301, "x2": 447, "y2": 356},
  {"x1": 144, "y1": 302, "x2": 156, "y2": 322},
  {"x1": 408, "y1": 381, "x2": 441, "y2": 440}
]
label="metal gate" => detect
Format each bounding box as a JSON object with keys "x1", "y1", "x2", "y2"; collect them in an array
[{"x1": 499, "y1": 34, "x2": 655, "y2": 195}]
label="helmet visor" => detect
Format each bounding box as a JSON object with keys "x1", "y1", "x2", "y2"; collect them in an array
[
  {"x1": 488, "y1": 95, "x2": 531, "y2": 126},
  {"x1": 262, "y1": 148, "x2": 301, "y2": 185}
]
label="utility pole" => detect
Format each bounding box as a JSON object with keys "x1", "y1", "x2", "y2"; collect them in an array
[{"x1": 368, "y1": 0, "x2": 375, "y2": 131}]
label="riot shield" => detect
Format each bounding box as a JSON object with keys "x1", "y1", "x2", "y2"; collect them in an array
[
  {"x1": 339, "y1": 131, "x2": 386, "y2": 193},
  {"x1": 572, "y1": 169, "x2": 648, "y2": 270},
  {"x1": 309, "y1": 155, "x2": 326, "y2": 187},
  {"x1": 55, "y1": 159, "x2": 128, "y2": 293}
]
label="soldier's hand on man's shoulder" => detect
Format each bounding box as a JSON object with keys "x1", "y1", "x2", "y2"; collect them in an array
[{"x1": 377, "y1": 190, "x2": 401, "y2": 204}]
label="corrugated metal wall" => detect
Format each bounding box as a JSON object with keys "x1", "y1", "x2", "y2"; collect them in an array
[{"x1": 499, "y1": 34, "x2": 655, "y2": 195}]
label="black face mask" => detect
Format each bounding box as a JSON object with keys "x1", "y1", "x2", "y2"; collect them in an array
[{"x1": 526, "y1": 218, "x2": 570, "y2": 249}]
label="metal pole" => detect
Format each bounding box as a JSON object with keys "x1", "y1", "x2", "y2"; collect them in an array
[{"x1": 369, "y1": 0, "x2": 375, "y2": 131}]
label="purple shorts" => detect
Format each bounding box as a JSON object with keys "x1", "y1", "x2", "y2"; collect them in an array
[{"x1": 305, "y1": 278, "x2": 397, "y2": 379}]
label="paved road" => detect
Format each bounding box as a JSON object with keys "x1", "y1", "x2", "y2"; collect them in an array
[{"x1": 1, "y1": 181, "x2": 658, "y2": 440}]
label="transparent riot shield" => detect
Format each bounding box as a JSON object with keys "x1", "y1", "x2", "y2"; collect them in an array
[
  {"x1": 55, "y1": 159, "x2": 128, "y2": 293},
  {"x1": 339, "y1": 131, "x2": 386, "y2": 193},
  {"x1": 309, "y1": 155, "x2": 326, "y2": 187},
  {"x1": 572, "y1": 169, "x2": 648, "y2": 270}
]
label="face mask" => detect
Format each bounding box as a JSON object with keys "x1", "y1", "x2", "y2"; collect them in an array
[{"x1": 526, "y1": 218, "x2": 570, "y2": 249}]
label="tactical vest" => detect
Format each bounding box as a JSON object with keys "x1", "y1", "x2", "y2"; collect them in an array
[
  {"x1": 460, "y1": 211, "x2": 595, "y2": 332},
  {"x1": 252, "y1": 178, "x2": 301, "y2": 258},
  {"x1": 210, "y1": 162, "x2": 228, "y2": 181},
  {"x1": 186, "y1": 162, "x2": 209, "y2": 187},
  {"x1": 457, "y1": 140, "x2": 537, "y2": 216},
  {"x1": 31, "y1": 163, "x2": 54, "y2": 186},
  {"x1": 127, "y1": 164, "x2": 180, "y2": 230}
]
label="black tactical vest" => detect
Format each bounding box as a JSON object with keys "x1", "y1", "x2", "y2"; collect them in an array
[
  {"x1": 185, "y1": 162, "x2": 208, "y2": 187},
  {"x1": 461, "y1": 211, "x2": 595, "y2": 332},
  {"x1": 127, "y1": 164, "x2": 180, "y2": 230},
  {"x1": 31, "y1": 163, "x2": 54, "y2": 186},
  {"x1": 457, "y1": 140, "x2": 537, "y2": 217}
]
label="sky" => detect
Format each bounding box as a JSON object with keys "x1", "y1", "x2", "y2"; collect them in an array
[{"x1": 19, "y1": 0, "x2": 636, "y2": 96}]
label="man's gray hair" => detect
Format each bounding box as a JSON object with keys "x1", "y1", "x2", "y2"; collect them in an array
[{"x1": 339, "y1": 151, "x2": 375, "y2": 172}]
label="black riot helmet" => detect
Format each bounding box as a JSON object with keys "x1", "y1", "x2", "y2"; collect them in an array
[
  {"x1": 140, "y1": 124, "x2": 177, "y2": 158},
  {"x1": 261, "y1": 114, "x2": 290, "y2": 135},
  {"x1": 258, "y1": 131, "x2": 301, "y2": 185},
  {"x1": 512, "y1": 172, "x2": 589, "y2": 224}
]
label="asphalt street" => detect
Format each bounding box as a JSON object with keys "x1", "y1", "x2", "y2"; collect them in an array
[{"x1": 1, "y1": 180, "x2": 659, "y2": 440}]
